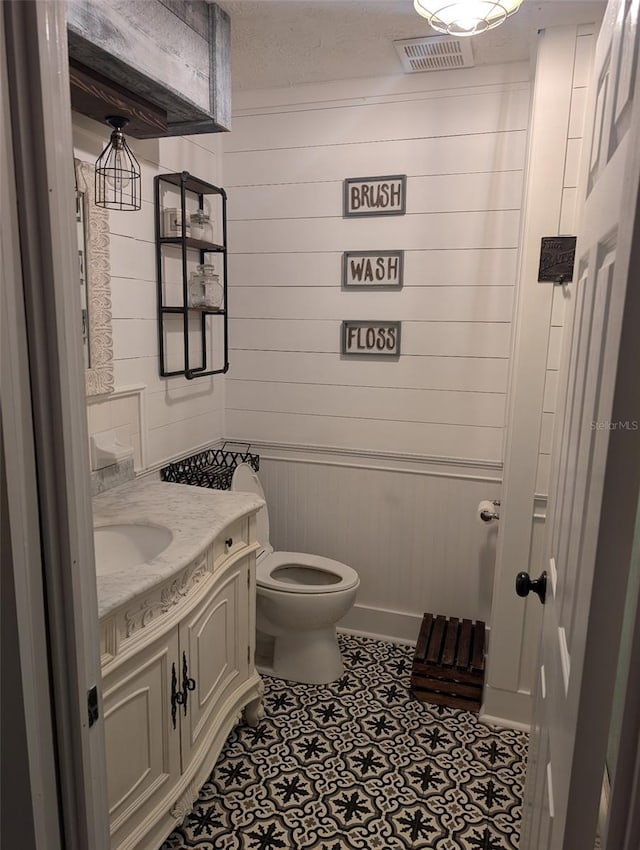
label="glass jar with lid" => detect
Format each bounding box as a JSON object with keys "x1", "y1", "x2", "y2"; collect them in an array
[
  {"x1": 190, "y1": 208, "x2": 214, "y2": 243},
  {"x1": 188, "y1": 267, "x2": 207, "y2": 308},
  {"x1": 189, "y1": 263, "x2": 223, "y2": 311}
]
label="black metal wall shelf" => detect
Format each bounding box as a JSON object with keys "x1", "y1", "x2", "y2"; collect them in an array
[
  {"x1": 154, "y1": 171, "x2": 229, "y2": 379},
  {"x1": 159, "y1": 237, "x2": 225, "y2": 252}
]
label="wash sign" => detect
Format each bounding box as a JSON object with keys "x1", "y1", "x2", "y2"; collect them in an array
[
  {"x1": 343, "y1": 175, "x2": 407, "y2": 217},
  {"x1": 342, "y1": 251, "x2": 404, "y2": 288}
]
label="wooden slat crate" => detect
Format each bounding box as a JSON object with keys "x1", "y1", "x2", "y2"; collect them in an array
[{"x1": 410, "y1": 613, "x2": 486, "y2": 712}]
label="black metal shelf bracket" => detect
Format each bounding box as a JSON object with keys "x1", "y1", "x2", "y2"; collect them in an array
[{"x1": 155, "y1": 171, "x2": 229, "y2": 379}]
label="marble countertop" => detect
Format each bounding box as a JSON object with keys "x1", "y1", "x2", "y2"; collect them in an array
[{"x1": 93, "y1": 478, "x2": 263, "y2": 619}]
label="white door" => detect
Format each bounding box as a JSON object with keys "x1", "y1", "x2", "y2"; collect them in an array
[{"x1": 521, "y1": 2, "x2": 640, "y2": 848}]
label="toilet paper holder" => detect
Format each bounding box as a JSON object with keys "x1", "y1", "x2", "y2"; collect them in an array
[{"x1": 480, "y1": 499, "x2": 501, "y2": 522}]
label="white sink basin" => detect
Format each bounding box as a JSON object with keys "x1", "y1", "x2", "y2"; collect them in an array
[{"x1": 94, "y1": 524, "x2": 173, "y2": 576}]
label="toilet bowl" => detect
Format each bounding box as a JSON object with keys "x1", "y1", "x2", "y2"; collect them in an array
[{"x1": 231, "y1": 463, "x2": 359, "y2": 684}]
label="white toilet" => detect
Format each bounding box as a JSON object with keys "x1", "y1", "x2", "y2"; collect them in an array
[{"x1": 231, "y1": 463, "x2": 360, "y2": 684}]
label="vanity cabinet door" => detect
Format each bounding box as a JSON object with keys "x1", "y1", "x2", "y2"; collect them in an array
[
  {"x1": 103, "y1": 629, "x2": 181, "y2": 850},
  {"x1": 178, "y1": 558, "x2": 250, "y2": 768}
]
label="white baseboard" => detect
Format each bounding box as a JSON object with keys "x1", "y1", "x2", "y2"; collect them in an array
[
  {"x1": 479, "y1": 712, "x2": 531, "y2": 733},
  {"x1": 481, "y1": 684, "x2": 532, "y2": 731},
  {"x1": 338, "y1": 627, "x2": 417, "y2": 647},
  {"x1": 338, "y1": 602, "x2": 422, "y2": 645}
]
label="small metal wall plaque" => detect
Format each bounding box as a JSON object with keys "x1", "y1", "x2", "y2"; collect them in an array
[
  {"x1": 343, "y1": 175, "x2": 406, "y2": 217},
  {"x1": 341, "y1": 321, "x2": 401, "y2": 357},
  {"x1": 538, "y1": 236, "x2": 577, "y2": 283},
  {"x1": 342, "y1": 251, "x2": 404, "y2": 288}
]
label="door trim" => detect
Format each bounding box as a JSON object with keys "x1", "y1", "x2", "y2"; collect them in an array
[
  {"x1": 3, "y1": 2, "x2": 109, "y2": 847},
  {"x1": 1, "y1": 10, "x2": 61, "y2": 846}
]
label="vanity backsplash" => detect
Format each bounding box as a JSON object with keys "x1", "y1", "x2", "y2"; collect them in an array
[{"x1": 90, "y1": 455, "x2": 135, "y2": 496}]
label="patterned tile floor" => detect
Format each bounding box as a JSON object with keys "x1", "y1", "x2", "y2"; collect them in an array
[{"x1": 162, "y1": 634, "x2": 528, "y2": 850}]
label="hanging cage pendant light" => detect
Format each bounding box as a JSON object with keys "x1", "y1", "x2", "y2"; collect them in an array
[
  {"x1": 413, "y1": 0, "x2": 523, "y2": 37},
  {"x1": 95, "y1": 116, "x2": 141, "y2": 211}
]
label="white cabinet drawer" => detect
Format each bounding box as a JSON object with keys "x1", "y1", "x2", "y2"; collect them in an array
[{"x1": 214, "y1": 516, "x2": 249, "y2": 565}]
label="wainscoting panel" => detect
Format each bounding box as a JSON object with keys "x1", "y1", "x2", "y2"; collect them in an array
[{"x1": 255, "y1": 450, "x2": 502, "y2": 641}]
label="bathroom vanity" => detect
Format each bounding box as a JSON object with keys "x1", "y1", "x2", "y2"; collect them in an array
[{"x1": 94, "y1": 479, "x2": 264, "y2": 850}]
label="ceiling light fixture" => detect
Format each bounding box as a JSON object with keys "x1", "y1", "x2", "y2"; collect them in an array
[
  {"x1": 413, "y1": 0, "x2": 523, "y2": 37},
  {"x1": 95, "y1": 116, "x2": 141, "y2": 211}
]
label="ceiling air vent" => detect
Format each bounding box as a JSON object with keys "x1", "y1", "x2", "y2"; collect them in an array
[{"x1": 393, "y1": 35, "x2": 474, "y2": 73}]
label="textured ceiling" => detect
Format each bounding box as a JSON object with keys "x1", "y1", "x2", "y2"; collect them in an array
[{"x1": 218, "y1": 0, "x2": 606, "y2": 91}]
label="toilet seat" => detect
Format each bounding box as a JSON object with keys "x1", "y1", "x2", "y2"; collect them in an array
[
  {"x1": 258, "y1": 551, "x2": 359, "y2": 594},
  {"x1": 231, "y1": 463, "x2": 359, "y2": 595}
]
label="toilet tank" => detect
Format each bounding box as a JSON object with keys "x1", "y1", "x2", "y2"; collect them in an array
[{"x1": 231, "y1": 463, "x2": 271, "y2": 554}]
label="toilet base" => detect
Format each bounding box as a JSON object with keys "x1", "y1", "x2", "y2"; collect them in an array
[{"x1": 262, "y1": 627, "x2": 345, "y2": 685}]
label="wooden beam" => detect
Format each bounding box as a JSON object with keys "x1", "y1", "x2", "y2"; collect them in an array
[
  {"x1": 66, "y1": 0, "x2": 231, "y2": 137},
  {"x1": 69, "y1": 60, "x2": 167, "y2": 138}
]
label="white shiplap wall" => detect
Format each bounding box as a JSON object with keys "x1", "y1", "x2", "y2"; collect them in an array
[
  {"x1": 224, "y1": 63, "x2": 530, "y2": 461},
  {"x1": 222, "y1": 64, "x2": 531, "y2": 638},
  {"x1": 536, "y1": 30, "x2": 594, "y2": 495},
  {"x1": 74, "y1": 114, "x2": 226, "y2": 470},
  {"x1": 484, "y1": 25, "x2": 597, "y2": 728},
  {"x1": 522, "y1": 25, "x2": 596, "y2": 698}
]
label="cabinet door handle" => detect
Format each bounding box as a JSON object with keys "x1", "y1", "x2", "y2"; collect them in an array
[
  {"x1": 225, "y1": 537, "x2": 233, "y2": 549},
  {"x1": 170, "y1": 662, "x2": 184, "y2": 730},
  {"x1": 181, "y1": 651, "x2": 196, "y2": 716}
]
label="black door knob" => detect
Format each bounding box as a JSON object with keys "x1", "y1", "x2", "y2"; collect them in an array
[{"x1": 515, "y1": 571, "x2": 547, "y2": 604}]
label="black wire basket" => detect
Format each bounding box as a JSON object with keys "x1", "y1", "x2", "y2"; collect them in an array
[{"x1": 160, "y1": 442, "x2": 259, "y2": 491}]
